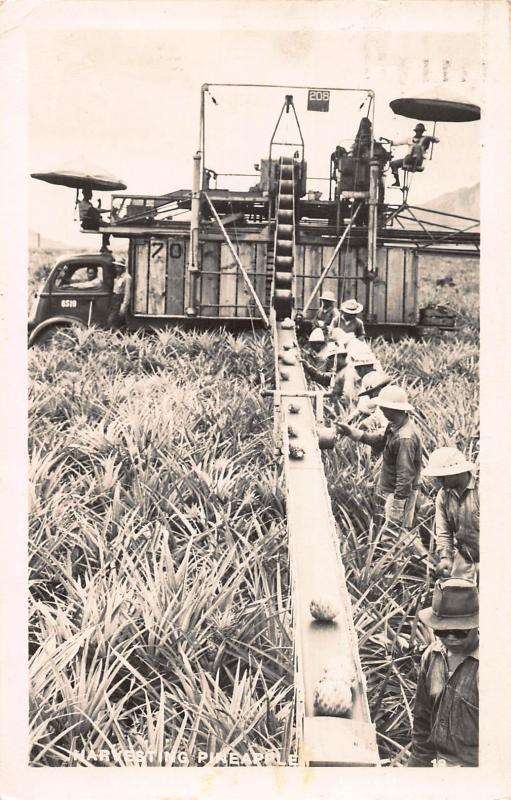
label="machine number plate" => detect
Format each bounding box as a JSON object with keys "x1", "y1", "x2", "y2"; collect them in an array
[
  {"x1": 307, "y1": 89, "x2": 330, "y2": 112},
  {"x1": 61, "y1": 299, "x2": 77, "y2": 308}
]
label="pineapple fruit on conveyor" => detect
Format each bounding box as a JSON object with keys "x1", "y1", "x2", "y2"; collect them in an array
[
  {"x1": 313, "y1": 676, "x2": 353, "y2": 717},
  {"x1": 309, "y1": 597, "x2": 339, "y2": 622}
]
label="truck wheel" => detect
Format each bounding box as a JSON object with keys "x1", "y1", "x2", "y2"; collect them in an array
[{"x1": 32, "y1": 324, "x2": 68, "y2": 347}]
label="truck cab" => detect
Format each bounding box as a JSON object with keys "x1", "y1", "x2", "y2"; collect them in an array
[{"x1": 28, "y1": 253, "x2": 118, "y2": 346}]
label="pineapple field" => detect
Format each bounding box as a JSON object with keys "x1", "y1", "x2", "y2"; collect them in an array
[{"x1": 28, "y1": 248, "x2": 479, "y2": 767}]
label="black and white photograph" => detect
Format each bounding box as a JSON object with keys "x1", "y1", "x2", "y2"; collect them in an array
[{"x1": 1, "y1": 0, "x2": 510, "y2": 798}]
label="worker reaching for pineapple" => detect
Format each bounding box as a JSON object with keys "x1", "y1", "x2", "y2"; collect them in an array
[{"x1": 337, "y1": 384, "x2": 426, "y2": 548}]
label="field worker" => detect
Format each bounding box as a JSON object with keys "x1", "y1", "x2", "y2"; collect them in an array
[
  {"x1": 337, "y1": 384, "x2": 423, "y2": 532},
  {"x1": 423, "y1": 447, "x2": 479, "y2": 583},
  {"x1": 389, "y1": 123, "x2": 440, "y2": 187},
  {"x1": 72, "y1": 266, "x2": 104, "y2": 290},
  {"x1": 339, "y1": 299, "x2": 365, "y2": 338},
  {"x1": 315, "y1": 289, "x2": 340, "y2": 335},
  {"x1": 408, "y1": 578, "x2": 479, "y2": 768},
  {"x1": 107, "y1": 260, "x2": 132, "y2": 329},
  {"x1": 339, "y1": 340, "x2": 381, "y2": 407},
  {"x1": 301, "y1": 335, "x2": 348, "y2": 392},
  {"x1": 356, "y1": 370, "x2": 391, "y2": 432}
]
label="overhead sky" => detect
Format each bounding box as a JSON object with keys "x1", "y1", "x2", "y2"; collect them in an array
[{"x1": 27, "y1": 6, "x2": 481, "y2": 246}]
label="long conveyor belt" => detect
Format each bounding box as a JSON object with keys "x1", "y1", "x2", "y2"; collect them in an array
[{"x1": 270, "y1": 156, "x2": 379, "y2": 766}]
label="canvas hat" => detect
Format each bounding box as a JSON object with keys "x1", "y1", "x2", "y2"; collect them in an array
[
  {"x1": 346, "y1": 340, "x2": 375, "y2": 367},
  {"x1": 340, "y1": 299, "x2": 363, "y2": 315},
  {"x1": 308, "y1": 327, "x2": 325, "y2": 344},
  {"x1": 423, "y1": 447, "x2": 476, "y2": 477},
  {"x1": 320, "y1": 290, "x2": 337, "y2": 303},
  {"x1": 358, "y1": 370, "x2": 392, "y2": 397},
  {"x1": 419, "y1": 579, "x2": 479, "y2": 630},
  {"x1": 375, "y1": 384, "x2": 413, "y2": 412}
]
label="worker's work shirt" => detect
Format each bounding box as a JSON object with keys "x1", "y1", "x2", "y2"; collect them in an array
[
  {"x1": 392, "y1": 135, "x2": 439, "y2": 155},
  {"x1": 338, "y1": 315, "x2": 365, "y2": 338},
  {"x1": 356, "y1": 416, "x2": 422, "y2": 500},
  {"x1": 113, "y1": 272, "x2": 132, "y2": 301},
  {"x1": 435, "y1": 475, "x2": 479, "y2": 563},
  {"x1": 316, "y1": 306, "x2": 341, "y2": 332},
  {"x1": 408, "y1": 640, "x2": 478, "y2": 768}
]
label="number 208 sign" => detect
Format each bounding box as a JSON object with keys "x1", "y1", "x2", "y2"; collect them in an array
[{"x1": 307, "y1": 89, "x2": 330, "y2": 112}]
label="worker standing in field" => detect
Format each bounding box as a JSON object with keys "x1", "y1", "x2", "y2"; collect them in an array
[
  {"x1": 408, "y1": 578, "x2": 479, "y2": 768},
  {"x1": 301, "y1": 331, "x2": 348, "y2": 391},
  {"x1": 338, "y1": 299, "x2": 365, "y2": 338},
  {"x1": 338, "y1": 340, "x2": 382, "y2": 408},
  {"x1": 337, "y1": 384, "x2": 423, "y2": 532},
  {"x1": 355, "y1": 370, "x2": 391, "y2": 432},
  {"x1": 422, "y1": 447, "x2": 479, "y2": 582},
  {"x1": 315, "y1": 290, "x2": 341, "y2": 336},
  {"x1": 107, "y1": 260, "x2": 132, "y2": 330}
]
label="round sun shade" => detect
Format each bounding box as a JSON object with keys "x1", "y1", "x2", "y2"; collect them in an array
[
  {"x1": 389, "y1": 98, "x2": 480, "y2": 123},
  {"x1": 31, "y1": 158, "x2": 127, "y2": 191},
  {"x1": 31, "y1": 170, "x2": 127, "y2": 191}
]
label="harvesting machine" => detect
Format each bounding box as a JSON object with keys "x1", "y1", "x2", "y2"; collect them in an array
[{"x1": 29, "y1": 84, "x2": 480, "y2": 765}]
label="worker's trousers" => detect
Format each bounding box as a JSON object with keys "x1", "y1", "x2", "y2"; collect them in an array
[{"x1": 384, "y1": 490, "x2": 420, "y2": 530}]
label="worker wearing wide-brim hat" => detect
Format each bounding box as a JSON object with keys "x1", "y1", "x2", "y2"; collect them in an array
[
  {"x1": 408, "y1": 578, "x2": 479, "y2": 768},
  {"x1": 389, "y1": 122, "x2": 440, "y2": 187},
  {"x1": 338, "y1": 298, "x2": 365, "y2": 338},
  {"x1": 314, "y1": 288, "x2": 341, "y2": 335},
  {"x1": 338, "y1": 384, "x2": 424, "y2": 535},
  {"x1": 423, "y1": 447, "x2": 479, "y2": 583}
]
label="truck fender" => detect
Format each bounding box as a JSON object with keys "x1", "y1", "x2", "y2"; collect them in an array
[{"x1": 28, "y1": 316, "x2": 86, "y2": 348}]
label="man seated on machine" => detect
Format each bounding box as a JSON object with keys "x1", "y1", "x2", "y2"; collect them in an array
[{"x1": 388, "y1": 123, "x2": 439, "y2": 187}]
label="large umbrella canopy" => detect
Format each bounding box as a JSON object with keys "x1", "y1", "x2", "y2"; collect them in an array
[
  {"x1": 389, "y1": 98, "x2": 480, "y2": 123},
  {"x1": 31, "y1": 155, "x2": 127, "y2": 191}
]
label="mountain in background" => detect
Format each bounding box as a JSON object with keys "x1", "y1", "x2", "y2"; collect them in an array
[{"x1": 422, "y1": 182, "x2": 480, "y2": 221}]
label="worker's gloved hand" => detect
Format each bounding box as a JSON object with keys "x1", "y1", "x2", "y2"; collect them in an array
[{"x1": 436, "y1": 557, "x2": 453, "y2": 579}]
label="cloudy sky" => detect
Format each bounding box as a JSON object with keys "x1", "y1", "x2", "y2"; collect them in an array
[{"x1": 26, "y1": 2, "x2": 482, "y2": 246}]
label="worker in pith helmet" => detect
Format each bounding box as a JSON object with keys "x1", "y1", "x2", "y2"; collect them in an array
[
  {"x1": 338, "y1": 384, "x2": 424, "y2": 537},
  {"x1": 389, "y1": 122, "x2": 440, "y2": 187},
  {"x1": 408, "y1": 578, "x2": 479, "y2": 767},
  {"x1": 423, "y1": 447, "x2": 479, "y2": 583},
  {"x1": 339, "y1": 340, "x2": 381, "y2": 407},
  {"x1": 301, "y1": 334, "x2": 348, "y2": 396},
  {"x1": 356, "y1": 370, "x2": 391, "y2": 432},
  {"x1": 339, "y1": 299, "x2": 365, "y2": 338}
]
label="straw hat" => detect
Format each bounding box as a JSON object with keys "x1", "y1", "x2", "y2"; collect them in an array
[
  {"x1": 423, "y1": 447, "x2": 476, "y2": 477},
  {"x1": 419, "y1": 579, "x2": 479, "y2": 630},
  {"x1": 375, "y1": 384, "x2": 413, "y2": 412},
  {"x1": 341, "y1": 299, "x2": 363, "y2": 315},
  {"x1": 320, "y1": 290, "x2": 337, "y2": 303}
]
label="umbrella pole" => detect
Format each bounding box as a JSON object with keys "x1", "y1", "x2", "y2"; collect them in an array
[{"x1": 429, "y1": 121, "x2": 437, "y2": 160}]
